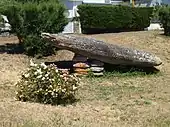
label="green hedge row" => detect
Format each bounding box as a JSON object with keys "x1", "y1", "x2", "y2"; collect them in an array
[
  {"x1": 78, "y1": 4, "x2": 153, "y2": 34},
  {"x1": 159, "y1": 6, "x2": 170, "y2": 36}
]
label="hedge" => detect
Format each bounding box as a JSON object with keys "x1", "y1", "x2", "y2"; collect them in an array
[
  {"x1": 159, "y1": 6, "x2": 170, "y2": 36},
  {"x1": 15, "y1": 0, "x2": 59, "y2": 3},
  {"x1": 78, "y1": 4, "x2": 153, "y2": 34}
]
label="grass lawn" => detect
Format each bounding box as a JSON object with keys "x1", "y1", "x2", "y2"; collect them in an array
[{"x1": 0, "y1": 31, "x2": 170, "y2": 127}]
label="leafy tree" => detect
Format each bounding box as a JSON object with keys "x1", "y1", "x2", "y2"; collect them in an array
[{"x1": 0, "y1": 0, "x2": 68, "y2": 57}]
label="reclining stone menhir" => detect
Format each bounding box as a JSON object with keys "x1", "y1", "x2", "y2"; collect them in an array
[{"x1": 41, "y1": 33, "x2": 162, "y2": 67}]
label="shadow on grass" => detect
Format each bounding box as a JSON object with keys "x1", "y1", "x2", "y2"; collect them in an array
[
  {"x1": 45, "y1": 61, "x2": 73, "y2": 69},
  {"x1": 45, "y1": 61, "x2": 75, "y2": 73},
  {"x1": 18, "y1": 95, "x2": 79, "y2": 106},
  {"x1": 103, "y1": 63, "x2": 160, "y2": 77},
  {"x1": 45, "y1": 61, "x2": 160, "y2": 77},
  {"x1": 82, "y1": 28, "x2": 144, "y2": 35},
  {"x1": 0, "y1": 43, "x2": 24, "y2": 54}
]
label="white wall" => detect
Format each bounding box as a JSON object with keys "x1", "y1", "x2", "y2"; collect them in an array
[
  {"x1": 135, "y1": 0, "x2": 170, "y2": 7},
  {"x1": 83, "y1": 0, "x2": 105, "y2": 3},
  {"x1": 150, "y1": 0, "x2": 162, "y2": 6},
  {"x1": 62, "y1": 0, "x2": 83, "y2": 33}
]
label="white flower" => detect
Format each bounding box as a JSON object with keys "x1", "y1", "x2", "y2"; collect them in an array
[
  {"x1": 34, "y1": 71, "x2": 38, "y2": 75},
  {"x1": 63, "y1": 74, "x2": 67, "y2": 77},
  {"x1": 51, "y1": 92, "x2": 54, "y2": 96},
  {"x1": 55, "y1": 69, "x2": 59, "y2": 73},
  {"x1": 37, "y1": 75, "x2": 42, "y2": 79},
  {"x1": 45, "y1": 73, "x2": 49, "y2": 77},
  {"x1": 37, "y1": 68, "x2": 43, "y2": 75},
  {"x1": 40, "y1": 62, "x2": 47, "y2": 69},
  {"x1": 49, "y1": 79, "x2": 54, "y2": 82},
  {"x1": 24, "y1": 73, "x2": 30, "y2": 78},
  {"x1": 60, "y1": 75, "x2": 64, "y2": 78},
  {"x1": 42, "y1": 77, "x2": 45, "y2": 80},
  {"x1": 63, "y1": 77, "x2": 68, "y2": 81},
  {"x1": 55, "y1": 89, "x2": 59, "y2": 92},
  {"x1": 61, "y1": 89, "x2": 66, "y2": 92},
  {"x1": 30, "y1": 59, "x2": 37, "y2": 67},
  {"x1": 14, "y1": 81, "x2": 19, "y2": 86},
  {"x1": 73, "y1": 85, "x2": 78, "y2": 90},
  {"x1": 30, "y1": 59, "x2": 34, "y2": 66}
]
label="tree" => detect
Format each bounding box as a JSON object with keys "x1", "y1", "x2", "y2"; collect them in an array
[{"x1": 0, "y1": 0, "x2": 68, "y2": 57}]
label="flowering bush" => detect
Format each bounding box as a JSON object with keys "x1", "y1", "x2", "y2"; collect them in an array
[{"x1": 15, "y1": 60, "x2": 80, "y2": 105}]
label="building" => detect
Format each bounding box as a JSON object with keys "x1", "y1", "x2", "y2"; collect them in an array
[
  {"x1": 62, "y1": 0, "x2": 123, "y2": 34},
  {"x1": 61, "y1": 0, "x2": 83, "y2": 34},
  {"x1": 0, "y1": 15, "x2": 11, "y2": 36},
  {"x1": 134, "y1": 0, "x2": 170, "y2": 7}
]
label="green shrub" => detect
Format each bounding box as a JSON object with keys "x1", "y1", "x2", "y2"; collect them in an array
[
  {"x1": 0, "y1": 0, "x2": 68, "y2": 56},
  {"x1": 159, "y1": 6, "x2": 170, "y2": 36},
  {"x1": 77, "y1": 4, "x2": 153, "y2": 34},
  {"x1": 131, "y1": 7, "x2": 153, "y2": 30},
  {"x1": 151, "y1": 5, "x2": 162, "y2": 23},
  {"x1": 15, "y1": 0, "x2": 59, "y2": 3},
  {"x1": 0, "y1": 2, "x2": 24, "y2": 39},
  {"x1": 23, "y1": 35, "x2": 55, "y2": 57},
  {"x1": 15, "y1": 60, "x2": 80, "y2": 105},
  {"x1": 0, "y1": 14, "x2": 3, "y2": 23}
]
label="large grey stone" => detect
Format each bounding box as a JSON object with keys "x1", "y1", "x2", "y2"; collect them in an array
[
  {"x1": 90, "y1": 67, "x2": 104, "y2": 72},
  {"x1": 41, "y1": 33, "x2": 162, "y2": 67},
  {"x1": 89, "y1": 59, "x2": 104, "y2": 67}
]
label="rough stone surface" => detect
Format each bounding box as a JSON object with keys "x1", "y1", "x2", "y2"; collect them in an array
[
  {"x1": 73, "y1": 68, "x2": 89, "y2": 75},
  {"x1": 90, "y1": 67, "x2": 104, "y2": 72},
  {"x1": 93, "y1": 72, "x2": 104, "y2": 76},
  {"x1": 42, "y1": 33, "x2": 162, "y2": 67},
  {"x1": 73, "y1": 54, "x2": 88, "y2": 62},
  {"x1": 73, "y1": 62, "x2": 90, "y2": 68},
  {"x1": 89, "y1": 59, "x2": 104, "y2": 67}
]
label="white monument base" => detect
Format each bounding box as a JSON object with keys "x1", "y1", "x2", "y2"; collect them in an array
[{"x1": 145, "y1": 23, "x2": 164, "y2": 31}]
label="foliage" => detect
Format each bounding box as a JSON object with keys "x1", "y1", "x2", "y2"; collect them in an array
[
  {"x1": 23, "y1": 35, "x2": 55, "y2": 57},
  {"x1": 151, "y1": 5, "x2": 161, "y2": 23},
  {"x1": 15, "y1": 60, "x2": 80, "y2": 105},
  {"x1": 1, "y1": 0, "x2": 67, "y2": 38},
  {"x1": 159, "y1": 6, "x2": 170, "y2": 36},
  {"x1": 0, "y1": 14, "x2": 3, "y2": 23},
  {"x1": 15, "y1": 0, "x2": 59, "y2": 3},
  {"x1": 0, "y1": 0, "x2": 68, "y2": 56},
  {"x1": 78, "y1": 4, "x2": 153, "y2": 34}
]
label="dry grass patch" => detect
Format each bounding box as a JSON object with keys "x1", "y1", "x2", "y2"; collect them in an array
[{"x1": 0, "y1": 31, "x2": 170, "y2": 127}]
